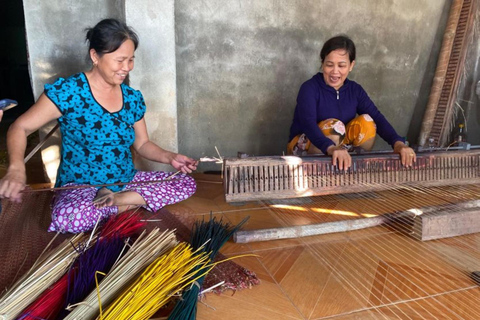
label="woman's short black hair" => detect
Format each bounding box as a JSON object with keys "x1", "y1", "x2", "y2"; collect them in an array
[
  {"x1": 320, "y1": 35, "x2": 356, "y2": 63},
  {"x1": 85, "y1": 18, "x2": 139, "y2": 56}
]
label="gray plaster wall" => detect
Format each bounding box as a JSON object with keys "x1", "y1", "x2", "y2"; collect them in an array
[
  {"x1": 175, "y1": 0, "x2": 452, "y2": 167},
  {"x1": 23, "y1": 0, "x2": 125, "y2": 99},
  {"x1": 126, "y1": 0, "x2": 178, "y2": 172},
  {"x1": 22, "y1": 0, "x2": 456, "y2": 177}
]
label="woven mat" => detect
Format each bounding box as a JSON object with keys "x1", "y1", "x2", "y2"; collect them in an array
[
  {"x1": 0, "y1": 191, "x2": 71, "y2": 293},
  {"x1": 0, "y1": 191, "x2": 259, "y2": 295}
]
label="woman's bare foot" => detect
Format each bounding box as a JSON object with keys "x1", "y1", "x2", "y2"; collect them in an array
[
  {"x1": 93, "y1": 188, "x2": 147, "y2": 212},
  {"x1": 93, "y1": 187, "x2": 115, "y2": 208}
]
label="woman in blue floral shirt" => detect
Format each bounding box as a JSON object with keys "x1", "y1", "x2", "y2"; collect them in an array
[{"x1": 0, "y1": 19, "x2": 197, "y2": 233}]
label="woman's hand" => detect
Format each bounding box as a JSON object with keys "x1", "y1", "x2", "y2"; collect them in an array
[
  {"x1": 133, "y1": 119, "x2": 197, "y2": 174},
  {"x1": 394, "y1": 141, "x2": 416, "y2": 167},
  {"x1": 0, "y1": 93, "x2": 60, "y2": 203},
  {"x1": 170, "y1": 154, "x2": 198, "y2": 174},
  {"x1": 326, "y1": 145, "x2": 352, "y2": 170},
  {"x1": 0, "y1": 166, "x2": 27, "y2": 203}
]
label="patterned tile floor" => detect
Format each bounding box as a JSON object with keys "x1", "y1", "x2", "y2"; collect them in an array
[{"x1": 167, "y1": 173, "x2": 480, "y2": 320}]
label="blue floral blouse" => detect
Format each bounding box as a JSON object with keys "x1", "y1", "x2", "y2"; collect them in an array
[{"x1": 44, "y1": 72, "x2": 146, "y2": 191}]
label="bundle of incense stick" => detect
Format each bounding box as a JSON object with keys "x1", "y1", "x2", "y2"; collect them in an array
[
  {"x1": 99, "y1": 209, "x2": 147, "y2": 239},
  {"x1": 17, "y1": 272, "x2": 73, "y2": 320},
  {"x1": 101, "y1": 242, "x2": 212, "y2": 320},
  {"x1": 168, "y1": 216, "x2": 249, "y2": 320},
  {"x1": 56, "y1": 236, "x2": 126, "y2": 319},
  {"x1": 17, "y1": 210, "x2": 146, "y2": 320},
  {"x1": 63, "y1": 228, "x2": 177, "y2": 320},
  {"x1": 0, "y1": 233, "x2": 87, "y2": 320}
]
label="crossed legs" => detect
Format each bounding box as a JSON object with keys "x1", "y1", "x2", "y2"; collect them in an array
[{"x1": 49, "y1": 171, "x2": 197, "y2": 233}]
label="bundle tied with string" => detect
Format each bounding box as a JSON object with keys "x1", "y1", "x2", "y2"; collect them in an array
[
  {"x1": 63, "y1": 228, "x2": 178, "y2": 320},
  {"x1": 60, "y1": 210, "x2": 146, "y2": 318},
  {"x1": 168, "y1": 215, "x2": 249, "y2": 320},
  {"x1": 0, "y1": 233, "x2": 86, "y2": 320},
  {"x1": 100, "y1": 242, "x2": 213, "y2": 320},
  {"x1": 17, "y1": 210, "x2": 146, "y2": 320}
]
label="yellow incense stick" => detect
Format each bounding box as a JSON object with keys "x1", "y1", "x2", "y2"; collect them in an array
[{"x1": 100, "y1": 242, "x2": 212, "y2": 320}]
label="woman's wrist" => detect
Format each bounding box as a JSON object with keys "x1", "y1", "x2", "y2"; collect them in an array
[
  {"x1": 167, "y1": 152, "x2": 178, "y2": 165},
  {"x1": 326, "y1": 145, "x2": 336, "y2": 156},
  {"x1": 326, "y1": 144, "x2": 348, "y2": 156},
  {"x1": 7, "y1": 161, "x2": 26, "y2": 173},
  {"x1": 393, "y1": 141, "x2": 407, "y2": 153}
]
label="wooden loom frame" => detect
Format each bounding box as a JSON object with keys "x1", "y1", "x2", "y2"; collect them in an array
[
  {"x1": 223, "y1": 149, "x2": 480, "y2": 243},
  {"x1": 223, "y1": 149, "x2": 480, "y2": 203}
]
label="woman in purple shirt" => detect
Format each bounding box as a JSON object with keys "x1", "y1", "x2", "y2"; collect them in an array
[{"x1": 288, "y1": 35, "x2": 415, "y2": 170}]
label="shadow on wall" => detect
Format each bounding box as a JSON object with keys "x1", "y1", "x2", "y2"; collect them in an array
[
  {"x1": 41, "y1": 44, "x2": 91, "y2": 89},
  {"x1": 244, "y1": 60, "x2": 312, "y2": 157},
  {"x1": 247, "y1": 89, "x2": 299, "y2": 157},
  {"x1": 459, "y1": 13, "x2": 480, "y2": 146}
]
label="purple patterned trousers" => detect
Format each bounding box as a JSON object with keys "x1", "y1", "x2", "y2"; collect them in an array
[{"x1": 48, "y1": 171, "x2": 196, "y2": 233}]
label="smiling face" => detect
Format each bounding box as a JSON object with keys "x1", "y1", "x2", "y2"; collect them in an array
[
  {"x1": 321, "y1": 49, "x2": 355, "y2": 90},
  {"x1": 91, "y1": 39, "x2": 135, "y2": 86}
]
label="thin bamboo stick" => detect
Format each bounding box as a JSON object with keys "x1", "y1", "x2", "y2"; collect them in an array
[
  {"x1": 63, "y1": 228, "x2": 177, "y2": 320},
  {"x1": 0, "y1": 234, "x2": 87, "y2": 320}
]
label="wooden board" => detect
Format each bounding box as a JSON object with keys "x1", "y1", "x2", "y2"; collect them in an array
[
  {"x1": 234, "y1": 200, "x2": 480, "y2": 243},
  {"x1": 413, "y1": 206, "x2": 480, "y2": 241}
]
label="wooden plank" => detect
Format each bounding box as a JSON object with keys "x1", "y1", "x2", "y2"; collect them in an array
[
  {"x1": 234, "y1": 200, "x2": 480, "y2": 243},
  {"x1": 413, "y1": 205, "x2": 480, "y2": 241},
  {"x1": 224, "y1": 177, "x2": 480, "y2": 202},
  {"x1": 287, "y1": 164, "x2": 292, "y2": 190},
  {"x1": 253, "y1": 165, "x2": 258, "y2": 192},
  {"x1": 234, "y1": 211, "x2": 405, "y2": 243},
  {"x1": 420, "y1": 0, "x2": 477, "y2": 146},
  {"x1": 273, "y1": 165, "x2": 280, "y2": 190}
]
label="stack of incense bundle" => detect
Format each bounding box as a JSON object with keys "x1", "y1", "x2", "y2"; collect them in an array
[
  {"x1": 168, "y1": 216, "x2": 248, "y2": 320},
  {"x1": 0, "y1": 234, "x2": 86, "y2": 320},
  {"x1": 101, "y1": 242, "x2": 212, "y2": 319},
  {"x1": 64, "y1": 228, "x2": 177, "y2": 320},
  {"x1": 16, "y1": 210, "x2": 146, "y2": 320}
]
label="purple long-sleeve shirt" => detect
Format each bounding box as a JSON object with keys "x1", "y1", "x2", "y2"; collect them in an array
[{"x1": 289, "y1": 73, "x2": 404, "y2": 154}]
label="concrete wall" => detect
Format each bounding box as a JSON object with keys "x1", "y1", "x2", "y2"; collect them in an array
[
  {"x1": 126, "y1": 0, "x2": 178, "y2": 172},
  {"x1": 175, "y1": 0, "x2": 452, "y2": 170},
  {"x1": 23, "y1": 0, "x2": 125, "y2": 99},
  {"x1": 23, "y1": 0, "x2": 457, "y2": 176}
]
